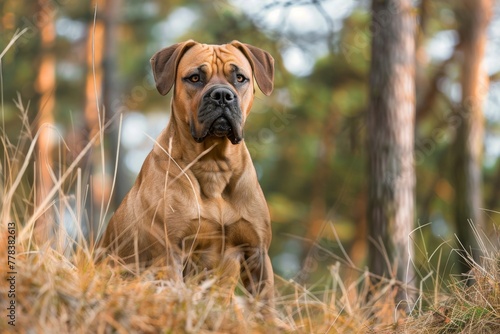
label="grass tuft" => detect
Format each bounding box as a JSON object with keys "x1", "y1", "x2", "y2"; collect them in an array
[{"x1": 397, "y1": 245, "x2": 500, "y2": 334}]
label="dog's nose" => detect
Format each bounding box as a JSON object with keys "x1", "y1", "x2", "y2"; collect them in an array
[{"x1": 209, "y1": 87, "x2": 235, "y2": 104}]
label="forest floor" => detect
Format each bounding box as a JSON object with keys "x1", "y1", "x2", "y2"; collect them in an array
[{"x1": 0, "y1": 223, "x2": 499, "y2": 333}]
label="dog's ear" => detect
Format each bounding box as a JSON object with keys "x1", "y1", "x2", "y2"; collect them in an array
[
  {"x1": 230, "y1": 41, "x2": 274, "y2": 96},
  {"x1": 150, "y1": 40, "x2": 197, "y2": 95}
]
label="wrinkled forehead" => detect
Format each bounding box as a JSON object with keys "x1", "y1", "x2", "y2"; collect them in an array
[{"x1": 177, "y1": 43, "x2": 252, "y2": 75}]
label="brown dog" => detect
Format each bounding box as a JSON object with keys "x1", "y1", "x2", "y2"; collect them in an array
[{"x1": 99, "y1": 40, "x2": 275, "y2": 304}]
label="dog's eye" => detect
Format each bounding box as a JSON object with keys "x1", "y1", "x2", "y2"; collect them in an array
[
  {"x1": 188, "y1": 74, "x2": 200, "y2": 83},
  {"x1": 236, "y1": 74, "x2": 247, "y2": 83}
]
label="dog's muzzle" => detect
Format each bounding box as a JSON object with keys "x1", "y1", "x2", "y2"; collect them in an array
[{"x1": 191, "y1": 85, "x2": 243, "y2": 145}]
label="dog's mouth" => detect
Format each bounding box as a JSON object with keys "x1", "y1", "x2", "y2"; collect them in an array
[
  {"x1": 192, "y1": 113, "x2": 242, "y2": 145},
  {"x1": 192, "y1": 104, "x2": 243, "y2": 145},
  {"x1": 209, "y1": 116, "x2": 232, "y2": 138}
]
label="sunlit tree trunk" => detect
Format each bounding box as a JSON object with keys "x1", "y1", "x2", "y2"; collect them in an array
[
  {"x1": 85, "y1": 1, "x2": 105, "y2": 140},
  {"x1": 453, "y1": 0, "x2": 492, "y2": 274},
  {"x1": 83, "y1": 0, "x2": 123, "y2": 244},
  {"x1": 84, "y1": 0, "x2": 109, "y2": 241},
  {"x1": 34, "y1": 0, "x2": 56, "y2": 241},
  {"x1": 103, "y1": 0, "x2": 128, "y2": 214},
  {"x1": 367, "y1": 0, "x2": 416, "y2": 305}
]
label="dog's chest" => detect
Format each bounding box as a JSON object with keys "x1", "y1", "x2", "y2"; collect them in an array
[
  {"x1": 170, "y1": 179, "x2": 263, "y2": 250},
  {"x1": 164, "y1": 158, "x2": 269, "y2": 254},
  {"x1": 197, "y1": 169, "x2": 232, "y2": 200},
  {"x1": 201, "y1": 196, "x2": 240, "y2": 226}
]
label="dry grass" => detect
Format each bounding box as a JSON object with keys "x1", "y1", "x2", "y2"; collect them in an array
[
  {"x1": 0, "y1": 232, "x2": 404, "y2": 333},
  {"x1": 395, "y1": 240, "x2": 500, "y2": 334},
  {"x1": 1, "y1": 32, "x2": 500, "y2": 334}
]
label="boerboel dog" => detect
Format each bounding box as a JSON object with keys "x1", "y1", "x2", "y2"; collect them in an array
[{"x1": 99, "y1": 40, "x2": 275, "y2": 306}]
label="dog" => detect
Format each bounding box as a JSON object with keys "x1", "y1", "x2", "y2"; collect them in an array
[{"x1": 99, "y1": 40, "x2": 275, "y2": 305}]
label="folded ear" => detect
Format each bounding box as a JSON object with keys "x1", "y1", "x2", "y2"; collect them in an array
[
  {"x1": 230, "y1": 41, "x2": 274, "y2": 96},
  {"x1": 150, "y1": 40, "x2": 197, "y2": 95}
]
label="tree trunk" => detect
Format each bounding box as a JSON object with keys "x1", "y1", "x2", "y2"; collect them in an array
[
  {"x1": 453, "y1": 0, "x2": 492, "y2": 274},
  {"x1": 83, "y1": 0, "x2": 125, "y2": 245},
  {"x1": 84, "y1": 0, "x2": 104, "y2": 238},
  {"x1": 84, "y1": 1, "x2": 105, "y2": 140},
  {"x1": 34, "y1": 0, "x2": 56, "y2": 242},
  {"x1": 367, "y1": 0, "x2": 416, "y2": 305},
  {"x1": 102, "y1": 0, "x2": 128, "y2": 216}
]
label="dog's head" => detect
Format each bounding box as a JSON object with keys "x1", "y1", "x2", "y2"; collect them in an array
[{"x1": 150, "y1": 40, "x2": 274, "y2": 144}]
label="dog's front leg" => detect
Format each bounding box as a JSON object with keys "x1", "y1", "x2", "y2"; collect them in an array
[
  {"x1": 217, "y1": 248, "x2": 242, "y2": 304},
  {"x1": 148, "y1": 249, "x2": 184, "y2": 284},
  {"x1": 241, "y1": 249, "x2": 275, "y2": 305},
  {"x1": 147, "y1": 224, "x2": 184, "y2": 283}
]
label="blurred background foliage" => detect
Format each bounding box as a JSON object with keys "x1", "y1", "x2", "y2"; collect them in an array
[{"x1": 1, "y1": 0, "x2": 499, "y2": 286}]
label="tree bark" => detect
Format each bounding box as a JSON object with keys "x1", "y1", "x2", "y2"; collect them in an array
[
  {"x1": 34, "y1": 0, "x2": 57, "y2": 242},
  {"x1": 453, "y1": 0, "x2": 492, "y2": 274},
  {"x1": 367, "y1": 0, "x2": 416, "y2": 305},
  {"x1": 82, "y1": 0, "x2": 125, "y2": 245},
  {"x1": 84, "y1": 0, "x2": 106, "y2": 240},
  {"x1": 102, "y1": 0, "x2": 128, "y2": 216}
]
